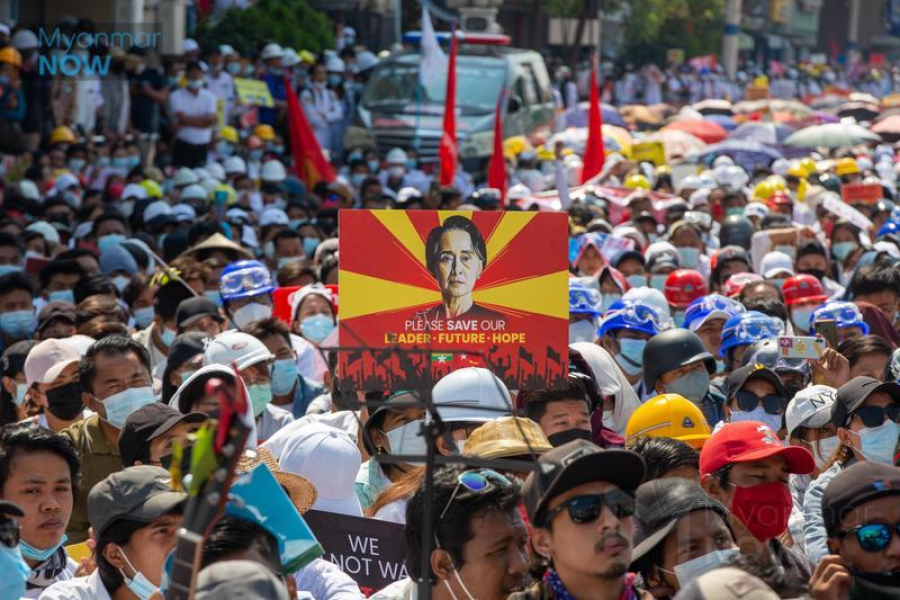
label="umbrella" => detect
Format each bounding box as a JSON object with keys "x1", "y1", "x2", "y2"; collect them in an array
[
  {"x1": 703, "y1": 114, "x2": 738, "y2": 131},
  {"x1": 837, "y1": 101, "x2": 880, "y2": 122},
  {"x1": 620, "y1": 105, "x2": 661, "y2": 126},
  {"x1": 645, "y1": 130, "x2": 707, "y2": 161},
  {"x1": 733, "y1": 99, "x2": 770, "y2": 114},
  {"x1": 850, "y1": 92, "x2": 880, "y2": 105},
  {"x1": 550, "y1": 125, "x2": 633, "y2": 157},
  {"x1": 692, "y1": 99, "x2": 735, "y2": 116},
  {"x1": 810, "y1": 94, "x2": 848, "y2": 110},
  {"x1": 872, "y1": 115, "x2": 900, "y2": 142},
  {"x1": 730, "y1": 122, "x2": 794, "y2": 145},
  {"x1": 695, "y1": 140, "x2": 783, "y2": 171},
  {"x1": 784, "y1": 123, "x2": 881, "y2": 148},
  {"x1": 662, "y1": 119, "x2": 728, "y2": 144},
  {"x1": 562, "y1": 102, "x2": 627, "y2": 128}
]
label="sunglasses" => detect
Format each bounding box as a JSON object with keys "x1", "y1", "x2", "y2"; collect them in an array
[
  {"x1": 439, "y1": 469, "x2": 512, "y2": 520},
  {"x1": 838, "y1": 523, "x2": 900, "y2": 552},
  {"x1": 735, "y1": 390, "x2": 787, "y2": 415},
  {"x1": 854, "y1": 405, "x2": 900, "y2": 429},
  {"x1": 0, "y1": 518, "x2": 19, "y2": 548},
  {"x1": 543, "y1": 490, "x2": 635, "y2": 526}
]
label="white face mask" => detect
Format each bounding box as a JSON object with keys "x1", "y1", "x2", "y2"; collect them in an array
[
  {"x1": 602, "y1": 408, "x2": 615, "y2": 430},
  {"x1": 568, "y1": 320, "x2": 597, "y2": 343},
  {"x1": 812, "y1": 435, "x2": 840, "y2": 469},
  {"x1": 729, "y1": 406, "x2": 783, "y2": 434},
  {"x1": 672, "y1": 548, "x2": 739, "y2": 586},
  {"x1": 384, "y1": 420, "x2": 427, "y2": 457},
  {"x1": 232, "y1": 302, "x2": 273, "y2": 329}
]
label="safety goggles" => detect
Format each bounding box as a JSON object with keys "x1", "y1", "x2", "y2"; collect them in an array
[
  {"x1": 735, "y1": 390, "x2": 787, "y2": 415},
  {"x1": 218, "y1": 265, "x2": 273, "y2": 296},
  {"x1": 812, "y1": 302, "x2": 865, "y2": 329},
  {"x1": 723, "y1": 315, "x2": 785, "y2": 343},
  {"x1": 605, "y1": 302, "x2": 662, "y2": 328},
  {"x1": 439, "y1": 469, "x2": 512, "y2": 520},
  {"x1": 854, "y1": 405, "x2": 900, "y2": 428},
  {"x1": 685, "y1": 295, "x2": 746, "y2": 324},
  {"x1": 838, "y1": 523, "x2": 900, "y2": 552},
  {"x1": 543, "y1": 490, "x2": 635, "y2": 526},
  {"x1": 0, "y1": 518, "x2": 19, "y2": 548},
  {"x1": 569, "y1": 286, "x2": 602, "y2": 314}
]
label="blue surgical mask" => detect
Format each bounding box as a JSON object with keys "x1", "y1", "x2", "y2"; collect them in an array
[
  {"x1": 133, "y1": 306, "x2": 155, "y2": 329},
  {"x1": 300, "y1": 313, "x2": 335, "y2": 343},
  {"x1": 600, "y1": 293, "x2": 621, "y2": 313},
  {"x1": 48, "y1": 289, "x2": 75, "y2": 304},
  {"x1": 203, "y1": 290, "x2": 222, "y2": 306},
  {"x1": 249, "y1": 149, "x2": 264, "y2": 161},
  {"x1": 98, "y1": 233, "x2": 126, "y2": 255},
  {"x1": 271, "y1": 359, "x2": 298, "y2": 396},
  {"x1": 857, "y1": 421, "x2": 900, "y2": 465},
  {"x1": 615, "y1": 338, "x2": 646, "y2": 375},
  {"x1": 385, "y1": 420, "x2": 428, "y2": 456},
  {"x1": 302, "y1": 237, "x2": 319, "y2": 257},
  {"x1": 102, "y1": 386, "x2": 156, "y2": 429},
  {"x1": 407, "y1": 159, "x2": 417, "y2": 170},
  {"x1": 650, "y1": 274, "x2": 668, "y2": 291},
  {"x1": 725, "y1": 207, "x2": 744, "y2": 218},
  {"x1": 328, "y1": 73, "x2": 343, "y2": 87},
  {"x1": 128, "y1": 155, "x2": 141, "y2": 169},
  {"x1": 216, "y1": 141, "x2": 234, "y2": 156},
  {"x1": 98, "y1": 156, "x2": 111, "y2": 167},
  {"x1": 626, "y1": 274, "x2": 647, "y2": 288},
  {"x1": 19, "y1": 534, "x2": 67, "y2": 562},
  {"x1": 367, "y1": 160, "x2": 380, "y2": 173},
  {"x1": 569, "y1": 320, "x2": 597, "y2": 344},
  {"x1": 119, "y1": 548, "x2": 160, "y2": 600},
  {"x1": 673, "y1": 548, "x2": 739, "y2": 586},
  {"x1": 791, "y1": 307, "x2": 815, "y2": 334},
  {"x1": 348, "y1": 152, "x2": 363, "y2": 163},
  {"x1": 159, "y1": 327, "x2": 176, "y2": 347},
  {"x1": 113, "y1": 275, "x2": 131, "y2": 293},
  {"x1": 112, "y1": 156, "x2": 130, "y2": 170},
  {"x1": 0, "y1": 265, "x2": 21, "y2": 277},
  {"x1": 277, "y1": 256, "x2": 303, "y2": 269},
  {"x1": 831, "y1": 241, "x2": 858, "y2": 262},
  {"x1": 226, "y1": 62, "x2": 241, "y2": 75},
  {"x1": 68, "y1": 158, "x2": 86, "y2": 172},
  {"x1": 664, "y1": 368, "x2": 710, "y2": 404},
  {"x1": 672, "y1": 310, "x2": 686, "y2": 327},
  {"x1": 730, "y1": 406, "x2": 783, "y2": 433},
  {"x1": 270, "y1": 145, "x2": 285, "y2": 155},
  {"x1": 0, "y1": 545, "x2": 29, "y2": 599},
  {"x1": 677, "y1": 247, "x2": 701, "y2": 269},
  {"x1": 187, "y1": 79, "x2": 203, "y2": 91},
  {"x1": 13, "y1": 383, "x2": 27, "y2": 406},
  {"x1": 248, "y1": 382, "x2": 272, "y2": 417},
  {"x1": 351, "y1": 172, "x2": 366, "y2": 187},
  {"x1": 0, "y1": 310, "x2": 35, "y2": 340}
]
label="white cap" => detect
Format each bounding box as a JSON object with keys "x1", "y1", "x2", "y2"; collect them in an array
[
  {"x1": 25, "y1": 336, "x2": 94, "y2": 387},
  {"x1": 121, "y1": 183, "x2": 148, "y2": 200},
  {"x1": 760, "y1": 251, "x2": 794, "y2": 279},
  {"x1": 219, "y1": 44, "x2": 235, "y2": 56},
  {"x1": 18, "y1": 180, "x2": 40, "y2": 201},
  {"x1": 677, "y1": 175, "x2": 702, "y2": 194},
  {"x1": 396, "y1": 187, "x2": 422, "y2": 204},
  {"x1": 183, "y1": 38, "x2": 200, "y2": 53},
  {"x1": 261, "y1": 43, "x2": 284, "y2": 60},
  {"x1": 259, "y1": 207, "x2": 289, "y2": 227},
  {"x1": 194, "y1": 167, "x2": 211, "y2": 180},
  {"x1": 180, "y1": 184, "x2": 207, "y2": 201},
  {"x1": 260, "y1": 160, "x2": 286, "y2": 183},
  {"x1": 281, "y1": 48, "x2": 299, "y2": 67},
  {"x1": 507, "y1": 183, "x2": 531, "y2": 201},
  {"x1": 689, "y1": 188, "x2": 711, "y2": 208},
  {"x1": 355, "y1": 50, "x2": 378, "y2": 72},
  {"x1": 172, "y1": 203, "x2": 197, "y2": 222},
  {"x1": 203, "y1": 331, "x2": 274, "y2": 371},
  {"x1": 25, "y1": 221, "x2": 61, "y2": 245},
  {"x1": 874, "y1": 240, "x2": 900, "y2": 259},
  {"x1": 143, "y1": 200, "x2": 174, "y2": 223},
  {"x1": 205, "y1": 162, "x2": 226, "y2": 182},
  {"x1": 174, "y1": 167, "x2": 199, "y2": 187},
  {"x1": 223, "y1": 156, "x2": 247, "y2": 175},
  {"x1": 385, "y1": 148, "x2": 408, "y2": 165},
  {"x1": 277, "y1": 423, "x2": 363, "y2": 517},
  {"x1": 200, "y1": 178, "x2": 220, "y2": 195},
  {"x1": 785, "y1": 385, "x2": 837, "y2": 438},
  {"x1": 11, "y1": 29, "x2": 38, "y2": 50},
  {"x1": 55, "y1": 173, "x2": 80, "y2": 191},
  {"x1": 0, "y1": 24, "x2": 10, "y2": 37},
  {"x1": 431, "y1": 367, "x2": 513, "y2": 423},
  {"x1": 744, "y1": 202, "x2": 770, "y2": 220},
  {"x1": 325, "y1": 55, "x2": 345, "y2": 73}
]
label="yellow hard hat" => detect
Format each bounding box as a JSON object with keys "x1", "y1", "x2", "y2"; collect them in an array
[
  {"x1": 253, "y1": 124, "x2": 276, "y2": 142},
  {"x1": 49, "y1": 126, "x2": 76, "y2": 146},
  {"x1": 298, "y1": 50, "x2": 316, "y2": 65},
  {"x1": 215, "y1": 183, "x2": 238, "y2": 206},
  {"x1": 786, "y1": 162, "x2": 807, "y2": 179},
  {"x1": 835, "y1": 157, "x2": 860, "y2": 177},
  {"x1": 625, "y1": 394, "x2": 712, "y2": 450},
  {"x1": 767, "y1": 175, "x2": 787, "y2": 192},
  {"x1": 536, "y1": 145, "x2": 555, "y2": 162},
  {"x1": 798, "y1": 157, "x2": 817, "y2": 177},
  {"x1": 655, "y1": 165, "x2": 672, "y2": 176},
  {"x1": 139, "y1": 179, "x2": 163, "y2": 199},
  {"x1": 0, "y1": 46, "x2": 21, "y2": 68},
  {"x1": 220, "y1": 126, "x2": 239, "y2": 144},
  {"x1": 753, "y1": 179, "x2": 774, "y2": 200},
  {"x1": 624, "y1": 174, "x2": 650, "y2": 190}
]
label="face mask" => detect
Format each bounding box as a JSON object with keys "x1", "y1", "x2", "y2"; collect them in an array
[
  {"x1": 300, "y1": 314, "x2": 335, "y2": 343},
  {"x1": 348, "y1": 152, "x2": 363, "y2": 163},
  {"x1": 203, "y1": 290, "x2": 222, "y2": 307},
  {"x1": 725, "y1": 207, "x2": 744, "y2": 218},
  {"x1": 277, "y1": 256, "x2": 302, "y2": 269},
  {"x1": 0, "y1": 545, "x2": 29, "y2": 600},
  {"x1": 263, "y1": 240, "x2": 275, "y2": 260},
  {"x1": 626, "y1": 274, "x2": 647, "y2": 288},
  {"x1": 664, "y1": 369, "x2": 710, "y2": 404},
  {"x1": 388, "y1": 166, "x2": 405, "y2": 179},
  {"x1": 19, "y1": 534, "x2": 67, "y2": 562},
  {"x1": 68, "y1": 158, "x2": 86, "y2": 171},
  {"x1": 367, "y1": 160, "x2": 381, "y2": 173},
  {"x1": 351, "y1": 172, "x2": 366, "y2": 187},
  {"x1": 227, "y1": 62, "x2": 241, "y2": 75},
  {"x1": 385, "y1": 420, "x2": 428, "y2": 456},
  {"x1": 48, "y1": 289, "x2": 75, "y2": 304},
  {"x1": 568, "y1": 320, "x2": 596, "y2": 344},
  {"x1": 102, "y1": 386, "x2": 155, "y2": 429},
  {"x1": 856, "y1": 420, "x2": 900, "y2": 465},
  {"x1": 232, "y1": 303, "x2": 273, "y2": 330},
  {"x1": 600, "y1": 293, "x2": 621, "y2": 313},
  {"x1": 270, "y1": 359, "x2": 298, "y2": 396},
  {"x1": 98, "y1": 233, "x2": 126, "y2": 255},
  {"x1": 128, "y1": 155, "x2": 141, "y2": 169},
  {"x1": 159, "y1": 327, "x2": 176, "y2": 348},
  {"x1": 133, "y1": 306, "x2": 155, "y2": 329},
  {"x1": 13, "y1": 382, "x2": 26, "y2": 407},
  {"x1": 327, "y1": 73, "x2": 343, "y2": 87},
  {"x1": 270, "y1": 145, "x2": 285, "y2": 155},
  {"x1": 248, "y1": 383, "x2": 272, "y2": 417},
  {"x1": 602, "y1": 408, "x2": 615, "y2": 430},
  {"x1": 63, "y1": 190, "x2": 81, "y2": 208},
  {"x1": 729, "y1": 481, "x2": 792, "y2": 541},
  {"x1": 677, "y1": 247, "x2": 701, "y2": 269},
  {"x1": 113, "y1": 275, "x2": 131, "y2": 293},
  {"x1": 672, "y1": 310, "x2": 686, "y2": 327},
  {"x1": 98, "y1": 156, "x2": 111, "y2": 167},
  {"x1": 773, "y1": 245, "x2": 795, "y2": 260},
  {"x1": 799, "y1": 268, "x2": 826, "y2": 282},
  {"x1": 673, "y1": 548, "x2": 739, "y2": 586},
  {"x1": 831, "y1": 241, "x2": 857, "y2": 261},
  {"x1": 302, "y1": 237, "x2": 319, "y2": 257},
  {"x1": 118, "y1": 548, "x2": 160, "y2": 600},
  {"x1": 0, "y1": 310, "x2": 35, "y2": 340},
  {"x1": 615, "y1": 338, "x2": 646, "y2": 376},
  {"x1": 216, "y1": 141, "x2": 234, "y2": 156},
  {"x1": 249, "y1": 149, "x2": 264, "y2": 161},
  {"x1": 187, "y1": 79, "x2": 203, "y2": 91},
  {"x1": 650, "y1": 274, "x2": 668, "y2": 291},
  {"x1": 547, "y1": 428, "x2": 593, "y2": 447},
  {"x1": 812, "y1": 434, "x2": 840, "y2": 469},
  {"x1": 46, "y1": 381, "x2": 85, "y2": 421},
  {"x1": 0, "y1": 265, "x2": 21, "y2": 277},
  {"x1": 791, "y1": 307, "x2": 815, "y2": 334},
  {"x1": 730, "y1": 406, "x2": 783, "y2": 433},
  {"x1": 112, "y1": 156, "x2": 130, "y2": 170}
]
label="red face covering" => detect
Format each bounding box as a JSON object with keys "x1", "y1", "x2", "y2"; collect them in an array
[{"x1": 729, "y1": 481, "x2": 792, "y2": 541}]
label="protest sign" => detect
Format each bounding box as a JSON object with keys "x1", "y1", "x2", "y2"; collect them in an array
[
  {"x1": 841, "y1": 182, "x2": 882, "y2": 204},
  {"x1": 339, "y1": 210, "x2": 569, "y2": 390},
  {"x1": 303, "y1": 510, "x2": 407, "y2": 597},
  {"x1": 631, "y1": 141, "x2": 666, "y2": 166},
  {"x1": 234, "y1": 77, "x2": 275, "y2": 107},
  {"x1": 822, "y1": 193, "x2": 872, "y2": 232},
  {"x1": 666, "y1": 49, "x2": 684, "y2": 65}
]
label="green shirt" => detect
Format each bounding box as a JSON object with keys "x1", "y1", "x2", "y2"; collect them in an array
[{"x1": 60, "y1": 414, "x2": 123, "y2": 544}]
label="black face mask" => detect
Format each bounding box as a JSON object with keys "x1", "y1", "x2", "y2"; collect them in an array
[
  {"x1": 853, "y1": 569, "x2": 900, "y2": 590},
  {"x1": 45, "y1": 381, "x2": 85, "y2": 421},
  {"x1": 547, "y1": 428, "x2": 592, "y2": 447},
  {"x1": 798, "y1": 268, "x2": 826, "y2": 282}
]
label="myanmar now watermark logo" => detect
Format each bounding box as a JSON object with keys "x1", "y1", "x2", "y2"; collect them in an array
[{"x1": 36, "y1": 25, "x2": 162, "y2": 78}]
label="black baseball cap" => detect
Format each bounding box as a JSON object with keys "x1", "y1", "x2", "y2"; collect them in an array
[
  {"x1": 724, "y1": 364, "x2": 786, "y2": 401},
  {"x1": 822, "y1": 461, "x2": 900, "y2": 537},
  {"x1": 118, "y1": 403, "x2": 207, "y2": 467},
  {"x1": 631, "y1": 478, "x2": 730, "y2": 564},
  {"x1": 832, "y1": 376, "x2": 900, "y2": 428},
  {"x1": 612, "y1": 250, "x2": 645, "y2": 270},
  {"x1": 522, "y1": 439, "x2": 645, "y2": 527},
  {"x1": 175, "y1": 297, "x2": 225, "y2": 330},
  {"x1": 36, "y1": 301, "x2": 76, "y2": 333}
]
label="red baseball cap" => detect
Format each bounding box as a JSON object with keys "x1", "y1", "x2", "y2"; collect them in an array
[{"x1": 699, "y1": 421, "x2": 815, "y2": 476}]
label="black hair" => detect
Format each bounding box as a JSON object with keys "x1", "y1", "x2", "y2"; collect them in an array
[
  {"x1": 242, "y1": 317, "x2": 292, "y2": 348},
  {"x1": 201, "y1": 515, "x2": 281, "y2": 574},
  {"x1": 0, "y1": 231, "x2": 21, "y2": 252},
  {"x1": 740, "y1": 295, "x2": 788, "y2": 323},
  {"x1": 0, "y1": 422, "x2": 81, "y2": 496},
  {"x1": 74, "y1": 274, "x2": 117, "y2": 304},
  {"x1": 425, "y1": 216, "x2": 487, "y2": 279},
  {"x1": 79, "y1": 335, "x2": 152, "y2": 394},
  {"x1": 405, "y1": 464, "x2": 521, "y2": 582},
  {"x1": 850, "y1": 265, "x2": 900, "y2": 299},
  {"x1": 737, "y1": 280, "x2": 783, "y2": 304},
  {"x1": 318, "y1": 252, "x2": 339, "y2": 284},
  {"x1": 0, "y1": 341, "x2": 36, "y2": 426},
  {"x1": 96, "y1": 509, "x2": 183, "y2": 593},
  {"x1": 39, "y1": 258, "x2": 85, "y2": 291},
  {"x1": 122, "y1": 273, "x2": 150, "y2": 309},
  {"x1": 796, "y1": 239, "x2": 828, "y2": 262},
  {"x1": 521, "y1": 377, "x2": 591, "y2": 423},
  {"x1": 626, "y1": 436, "x2": 699, "y2": 481},
  {"x1": 0, "y1": 272, "x2": 33, "y2": 300},
  {"x1": 185, "y1": 60, "x2": 203, "y2": 73},
  {"x1": 154, "y1": 281, "x2": 195, "y2": 321},
  {"x1": 56, "y1": 248, "x2": 98, "y2": 263},
  {"x1": 272, "y1": 228, "x2": 302, "y2": 250},
  {"x1": 187, "y1": 220, "x2": 226, "y2": 247},
  {"x1": 837, "y1": 335, "x2": 892, "y2": 370},
  {"x1": 91, "y1": 212, "x2": 128, "y2": 238}
]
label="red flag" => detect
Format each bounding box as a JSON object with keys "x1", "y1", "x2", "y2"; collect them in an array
[
  {"x1": 439, "y1": 26, "x2": 458, "y2": 187},
  {"x1": 487, "y1": 91, "x2": 506, "y2": 200},
  {"x1": 581, "y1": 56, "x2": 605, "y2": 184},
  {"x1": 283, "y1": 76, "x2": 336, "y2": 188}
]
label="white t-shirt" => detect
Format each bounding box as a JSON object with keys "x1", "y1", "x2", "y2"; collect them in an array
[
  {"x1": 38, "y1": 570, "x2": 111, "y2": 600},
  {"x1": 206, "y1": 71, "x2": 235, "y2": 121},
  {"x1": 24, "y1": 556, "x2": 79, "y2": 598},
  {"x1": 168, "y1": 88, "x2": 217, "y2": 145}
]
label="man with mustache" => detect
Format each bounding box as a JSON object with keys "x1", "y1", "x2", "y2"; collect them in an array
[{"x1": 514, "y1": 439, "x2": 652, "y2": 599}]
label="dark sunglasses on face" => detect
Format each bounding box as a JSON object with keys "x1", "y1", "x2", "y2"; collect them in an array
[
  {"x1": 854, "y1": 405, "x2": 900, "y2": 428},
  {"x1": 735, "y1": 390, "x2": 787, "y2": 415},
  {"x1": 838, "y1": 523, "x2": 900, "y2": 553},
  {"x1": 542, "y1": 490, "x2": 635, "y2": 526}
]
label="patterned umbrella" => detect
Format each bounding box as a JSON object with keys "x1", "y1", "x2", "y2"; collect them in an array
[
  {"x1": 662, "y1": 119, "x2": 728, "y2": 144},
  {"x1": 729, "y1": 122, "x2": 794, "y2": 145}
]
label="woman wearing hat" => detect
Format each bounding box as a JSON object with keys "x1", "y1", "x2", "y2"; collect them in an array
[{"x1": 723, "y1": 364, "x2": 788, "y2": 437}]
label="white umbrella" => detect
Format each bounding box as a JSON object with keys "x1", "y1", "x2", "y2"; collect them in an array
[{"x1": 784, "y1": 123, "x2": 881, "y2": 148}]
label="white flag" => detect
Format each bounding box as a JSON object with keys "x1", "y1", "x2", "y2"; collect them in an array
[{"x1": 419, "y1": 1, "x2": 447, "y2": 89}]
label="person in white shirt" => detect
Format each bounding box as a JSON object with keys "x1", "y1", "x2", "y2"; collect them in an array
[
  {"x1": 300, "y1": 62, "x2": 343, "y2": 152},
  {"x1": 204, "y1": 47, "x2": 235, "y2": 125},
  {"x1": 167, "y1": 61, "x2": 217, "y2": 168}
]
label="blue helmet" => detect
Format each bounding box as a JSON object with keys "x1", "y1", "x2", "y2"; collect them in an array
[
  {"x1": 683, "y1": 294, "x2": 746, "y2": 332},
  {"x1": 569, "y1": 281, "x2": 602, "y2": 316},
  {"x1": 719, "y1": 311, "x2": 785, "y2": 358},
  {"x1": 598, "y1": 300, "x2": 661, "y2": 338},
  {"x1": 218, "y1": 260, "x2": 275, "y2": 301},
  {"x1": 877, "y1": 220, "x2": 900, "y2": 239},
  {"x1": 810, "y1": 302, "x2": 869, "y2": 334}
]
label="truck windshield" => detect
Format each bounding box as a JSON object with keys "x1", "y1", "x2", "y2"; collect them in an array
[{"x1": 362, "y1": 55, "x2": 506, "y2": 115}]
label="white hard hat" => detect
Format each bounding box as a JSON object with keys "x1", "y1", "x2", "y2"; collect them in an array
[
  {"x1": 431, "y1": 367, "x2": 513, "y2": 423},
  {"x1": 281, "y1": 47, "x2": 300, "y2": 67},
  {"x1": 260, "y1": 159, "x2": 287, "y2": 183},
  {"x1": 121, "y1": 183, "x2": 148, "y2": 200},
  {"x1": 203, "y1": 331, "x2": 274, "y2": 371},
  {"x1": 261, "y1": 43, "x2": 284, "y2": 60},
  {"x1": 507, "y1": 183, "x2": 531, "y2": 201},
  {"x1": 771, "y1": 158, "x2": 791, "y2": 177},
  {"x1": 677, "y1": 175, "x2": 702, "y2": 194},
  {"x1": 205, "y1": 162, "x2": 226, "y2": 182},
  {"x1": 12, "y1": 29, "x2": 38, "y2": 50},
  {"x1": 325, "y1": 56, "x2": 345, "y2": 73},
  {"x1": 25, "y1": 221, "x2": 60, "y2": 245},
  {"x1": 199, "y1": 178, "x2": 219, "y2": 194},
  {"x1": 18, "y1": 179, "x2": 40, "y2": 201},
  {"x1": 194, "y1": 167, "x2": 211, "y2": 180},
  {"x1": 223, "y1": 156, "x2": 247, "y2": 175},
  {"x1": 621, "y1": 287, "x2": 673, "y2": 324},
  {"x1": 259, "y1": 207, "x2": 289, "y2": 227},
  {"x1": 173, "y1": 166, "x2": 199, "y2": 187},
  {"x1": 179, "y1": 184, "x2": 207, "y2": 201},
  {"x1": 183, "y1": 38, "x2": 199, "y2": 53},
  {"x1": 385, "y1": 147, "x2": 408, "y2": 164},
  {"x1": 171, "y1": 203, "x2": 197, "y2": 222},
  {"x1": 355, "y1": 50, "x2": 379, "y2": 72},
  {"x1": 219, "y1": 44, "x2": 235, "y2": 56},
  {"x1": 712, "y1": 155, "x2": 735, "y2": 168}
]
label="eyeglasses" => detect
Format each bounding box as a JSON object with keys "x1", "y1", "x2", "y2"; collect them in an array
[
  {"x1": 542, "y1": 490, "x2": 635, "y2": 526},
  {"x1": 439, "y1": 469, "x2": 512, "y2": 520},
  {"x1": 838, "y1": 523, "x2": 900, "y2": 552},
  {"x1": 854, "y1": 405, "x2": 900, "y2": 428},
  {"x1": 0, "y1": 518, "x2": 19, "y2": 548},
  {"x1": 735, "y1": 390, "x2": 787, "y2": 415}
]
